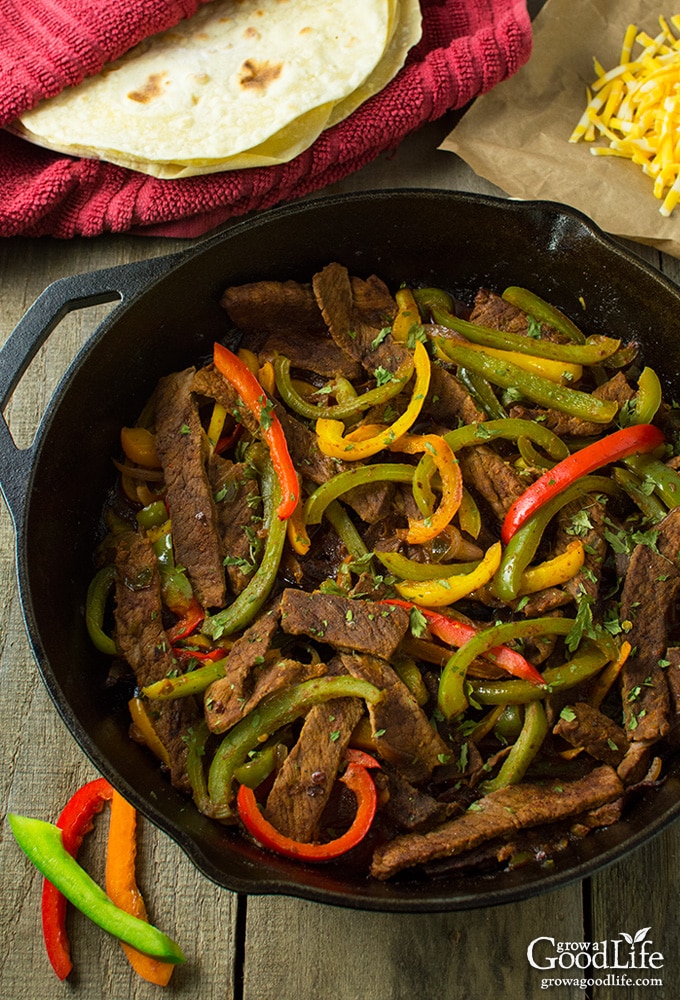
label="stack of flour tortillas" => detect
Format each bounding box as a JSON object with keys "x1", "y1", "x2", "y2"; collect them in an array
[{"x1": 10, "y1": 0, "x2": 422, "y2": 178}]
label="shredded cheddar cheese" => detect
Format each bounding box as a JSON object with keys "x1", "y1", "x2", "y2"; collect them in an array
[{"x1": 569, "y1": 15, "x2": 680, "y2": 216}]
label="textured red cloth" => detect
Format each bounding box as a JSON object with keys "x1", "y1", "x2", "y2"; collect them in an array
[{"x1": 0, "y1": 0, "x2": 532, "y2": 238}]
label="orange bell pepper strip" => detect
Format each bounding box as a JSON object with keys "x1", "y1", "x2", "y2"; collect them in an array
[
  {"x1": 236, "y1": 749, "x2": 379, "y2": 861},
  {"x1": 213, "y1": 342, "x2": 299, "y2": 520},
  {"x1": 315, "y1": 340, "x2": 431, "y2": 460},
  {"x1": 120, "y1": 426, "x2": 161, "y2": 469},
  {"x1": 105, "y1": 790, "x2": 175, "y2": 986},
  {"x1": 41, "y1": 778, "x2": 114, "y2": 980},
  {"x1": 388, "y1": 432, "x2": 463, "y2": 543}
]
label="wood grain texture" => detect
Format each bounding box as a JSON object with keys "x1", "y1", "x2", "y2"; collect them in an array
[{"x1": 1, "y1": 117, "x2": 678, "y2": 999}]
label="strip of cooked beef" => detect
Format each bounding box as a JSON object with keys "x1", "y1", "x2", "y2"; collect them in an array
[
  {"x1": 209, "y1": 455, "x2": 261, "y2": 596},
  {"x1": 554, "y1": 494, "x2": 608, "y2": 602},
  {"x1": 553, "y1": 702, "x2": 627, "y2": 766},
  {"x1": 616, "y1": 742, "x2": 653, "y2": 785},
  {"x1": 339, "y1": 652, "x2": 450, "y2": 783},
  {"x1": 258, "y1": 330, "x2": 363, "y2": 381},
  {"x1": 263, "y1": 696, "x2": 365, "y2": 842},
  {"x1": 620, "y1": 506, "x2": 680, "y2": 743},
  {"x1": 221, "y1": 279, "x2": 328, "y2": 339},
  {"x1": 279, "y1": 588, "x2": 410, "y2": 658},
  {"x1": 380, "y1": 767, "x2": 460, "y2": 832},
  {"x1": 370, "y1": 764, "x2": 624, "y2": 879},
  {"x1": 469, "y1": 288, "x2": 547, "y2": 336},
  {"x1": 113, "y1": 530, "x2": 197, "y2": 789},
  {"x1": 190, "y1": 363, "x2": 260, "y2": 435},
  {"x1": 155, "y1": 368, "x2": 226, "y2": 609},
  {"x1": 426, "y1": 363, "x2": 486, "y2": 426},
  {"x1": 509, "y1": 373, "x2": 632, "y2": 437},
  {"x1": 203, "y1": 606, "x2": 280, "y2": 733},
  {"x1": 458, "y1": 444, "x2": 526, "y2": 520}
]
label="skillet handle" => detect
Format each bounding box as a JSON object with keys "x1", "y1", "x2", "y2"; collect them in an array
[{"x1": 0, "y1": 251, "x2": 182, "y2": 526}]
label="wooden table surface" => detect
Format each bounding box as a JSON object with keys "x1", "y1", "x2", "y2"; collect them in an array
[{"x1": 1, "y1": 93, "x2": 679, "y2": 1000}]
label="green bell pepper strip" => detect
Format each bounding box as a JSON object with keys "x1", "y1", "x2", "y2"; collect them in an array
[
  {"x1": 492, "y1": 475, "x2": 617, "y2": 603},
  {"x1": 480, "y1": 700, "x2": 549, "y2": 794},
  {"x1": 85, "y1": 565, "x2": 117, "y2": 656},
  {"x1": 141, "y1": 657, "x2": 227, "y2": 699},
  {"x1": 7, "y1": 813, "x2": 185, "y2": 964},
  {"x1": 324, "y1": 500, "x2": 371, "y2": 563},
  {"x1": 431, "y1": 306, "x2": 621, "y2": 364},
  {"x1": 273, "y1": 354, "x2": 413, "y2": 422},
  {"x1": 622, "y1": 452, "x2": 680, "y2": 509},
  {"x1": 435, "y1": 339, "x2": 619, "y2": 425},
  {"x1": 233, "y1": 743, "x2": 280, "y2": 789},
  {"x1": 620, "y1": 367, "x2": 662, "y2": 426},
  {"x1": 438, "y1": 616, "x2": 580, "y2": 719},
  {"x1": 412, "y1": 287, "x2": 456, "y2": 314},
  {"x1": 185, "y1": 721, "x2": 211, "y2": 812},
  {"x1": 443, "y1": 417, "x2": 569, "y2": 461},
  {"x1": 304, "y1": 463, "x2": 414, "y2": 525},
  {"x1": 456, "y1": 367, "x2": 508, "y2": 420},
  {"x1": 469, "y1": 639, "x2": 612, "y2": 705},
  {"x1": 206, "y1": 675, "x2": 383, "y2": 819},
  {"x1": 501, "y1": 286, "x2": 586, "y2": 344},
  {"x1": 501, "y1": 423, "x2": 665, "y2": 544},
  {"x1": 150, "y1": 524, "x2": 194, "y2": 613},
  {"x1": 203, "y1": 456, "x2": 286, "y2": 640},
  {"x1": 135, "y1": 501, "x2": 168, "y2": 531},
  {"x1": 612, "y1": 467, "x2": 668, "y2": 523},
  {"x1": 375, "y1": 549, "x2": 481, "y2": 581}
]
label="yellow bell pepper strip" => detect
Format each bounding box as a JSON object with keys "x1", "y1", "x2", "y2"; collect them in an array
[
  {"x1": 588, "y1": 640, "x2": 632, "y2": 710},
  {"x1": 120, "y1": 426, "x2": 162, "y2": 469},
  {"x1": 501, "y1": 286, "x2": 586, "y2": 344},
  {"x1": 468, "y1": 639, "x2": 613, "y2": 706},
  {"x1": 106, "y1": 790, "x2": 175, "y2": 986},
  {"x1": 236, "y1": 749, "x2": 379, "y2": 862},
  {"x1": 480, "y1": 701, "x2": 549, "y2": 794},
  {"x1": 501, "y1": 423, "x2": 666, "y2": 545},
  {"x1": 315, "y1": 340, "x2": 431, "y2": 460},
  {"x1": 393, "y1": 541, "x2": 502, "y2": 608},
  {"x1": 85, "y1": 565, "x2": 117, "y2": 656},
  {"x1": 141, "y1": 657, "x2": 228, "y2": 700},
  {"x1": 213, "y1": 341, "x2": 299, "y2": 520},
  {"x1": 622, "y1": 451, "x2": 680, "y2": 509},
  {"x1": 388, "y1": 433, "x2": 463, "y2": 544},
  {"x1": 430, "y1": 304, "x2": 620, "y2": 364},
  {"x1": 8, "y1": 813, "x2": 186, "y2": 965},
  {"x1": 203, "y1": 455, "x2": 287, "y2": 640},
  {"x1": 286, "y1": 490, "x2": 311, "y2": 555},
  {"x1": 382, "y1": 599, "x2": 545, "y2": 686},
  {"x1": 304, "y1": 464, "x2": 415, "y2": 526},
  {"x1": 493, "y1": 475, "x2": 617, "y2": 603},
  {"x1": 274, "y1": 353, "x2": 413, "y2": 422},
  {"x1": 128, "y1": 698, "x2": 171, "y2": 767},
  {"x1": 41, "y1": 779, "x2": 114, "y2": 980},
  {"x1": 443, "y1": 417, "x2": 569, "y2": 461},
  {"x1": 375, "y1": 549, "x2": 481, "y2": 581},
  {"x1": 391, "y1": 288, "x2": 422, "y2": 343},
  {"x1": 438, "y1": 616, "x2": 576, "y2": 720},
  {"x1": 517, "y1": 539, "x2": 585, "y2": 596},
  {"x1": 206, "y1": 676, "x2": 383, "y2": 819},
  {"x1": 435, "y1": 338, "x2": 619, "y2": 425},
  {"x1": 435, "y1": 332, "x2": 583, "y2": 384},
  {"x1": 620, "y1": 366, "x2": 662, "y2": 426},
  {"x1": 206, "y1": 400, "x2": 228, "y2": 450}
]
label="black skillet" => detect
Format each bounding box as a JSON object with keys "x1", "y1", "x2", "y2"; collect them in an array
[{"x1": 2, "y1": 189, "x2": 680, "y2": 912}]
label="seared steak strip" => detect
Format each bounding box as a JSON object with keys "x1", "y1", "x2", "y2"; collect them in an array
[
  {"x1": 209, "y1": 455, "x2": 261, "y2": 596},
  {"x1": 370, "y1": 764, "x2": 624, "y2": 879},
  {"x1": 553, "y1": 702, "x2": 627, "y2": 766},
  {"x1": 221, "y1": 279, "x2": 328, "y2": 339},
  {"x1": 458, "y1": 444, "x2": 526, "y2": 520},
  {"x1": 155, "y1": 368, "x2": 226, "y2": 609}
]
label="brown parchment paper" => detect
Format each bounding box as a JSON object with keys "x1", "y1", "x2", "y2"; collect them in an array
[{"x1": 441, "y1": 0, "x2": 680, "y2": 257}]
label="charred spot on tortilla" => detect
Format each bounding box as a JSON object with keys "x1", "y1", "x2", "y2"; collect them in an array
[
  {"x1": 239, "y1": 60, "x2": 283, "y2": 91},
  {"x1": 127, "y1": 72, "x2": 168, "y2": 104}
]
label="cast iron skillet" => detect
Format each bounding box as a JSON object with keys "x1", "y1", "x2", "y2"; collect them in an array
[{"x1": 2, "y1": 190, "x2": 680, "y2": 912}]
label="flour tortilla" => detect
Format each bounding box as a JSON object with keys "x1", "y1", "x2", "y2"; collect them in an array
[{"x1": 13, "y1": 0, "x2": 422, "y2": 178}]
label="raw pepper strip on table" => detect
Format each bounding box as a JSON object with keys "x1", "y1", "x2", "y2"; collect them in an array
[
  {"x1": 106, "y1": 790, "x2": 174, "y2": 986},
  {"x1": 236, "y1": 749, "x2": 380, "y2": 862},
  {"x1": 213, "y1": 341, "x2": 299, "y2": 520},
  {"x1": 501, "y1": 423, "x2": 666, "y2": 544},
  {"x1": 41, "y1": 778, "x2": 114, "y2": 980}
]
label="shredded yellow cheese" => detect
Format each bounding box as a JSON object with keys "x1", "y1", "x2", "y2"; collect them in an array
[{"x1": 569, "y1": 15, "x2": 680, "y2": 216}]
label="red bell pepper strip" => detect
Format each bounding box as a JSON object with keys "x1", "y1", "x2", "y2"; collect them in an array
[
  {"x1": 236, "y1": 751, "x2": 379, "y2": 862},
  {"x1": 383, "y1": 598, "x2": 545, "y2": 686},
  {"x1": 165, "y1": 597, "x2": 204, "y2": 643},
  {"x1": 213, "y1": 342, "x2": 299, "y2": 520},
  {"x1": 501, "y1": 423, "x2": 665, "y2": 545},
  {"x1": 41, "y1": 778, "x2": 114, "y2": 980}
]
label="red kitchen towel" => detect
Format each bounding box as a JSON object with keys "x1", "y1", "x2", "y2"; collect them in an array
[{"x1": 0, "y1": 0, "x2": 532, "y2": 238}]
